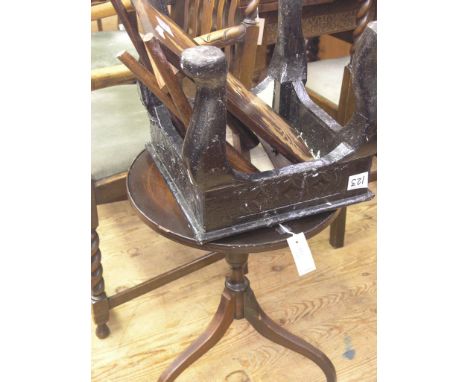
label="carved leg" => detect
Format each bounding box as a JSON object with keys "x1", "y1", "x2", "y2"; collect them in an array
[
  {"x1": 158, "y1": 291, "x2": 235, "y2": 382},
  {"x1": 244, "y1": 288, "x2": 336, "y2": 382},
  {"x1": 329, "y1": 207, "x2": 347, "y2": 249},
  {"x1": 91, "y1": 181, "x2": 110, "y2": 339}
]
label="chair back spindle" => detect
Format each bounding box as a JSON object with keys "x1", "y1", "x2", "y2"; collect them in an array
[{"x1": 175, "y1": 0, "x2": 258, "y2": 75}]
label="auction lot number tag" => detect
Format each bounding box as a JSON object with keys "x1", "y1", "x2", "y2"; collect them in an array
[
  {"x1": 347, "y1": 172, "x2": 368, "y2": 191},
  {"x1": 278, "y1": 224, "x2": 316, "y2": 276}
]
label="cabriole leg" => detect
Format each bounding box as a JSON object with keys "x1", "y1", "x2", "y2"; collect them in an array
[
  {"x1": 244, "y1": 288, "x2": 336, "y2": 382},
  {"x1": 158, "y1": 291, "x2": 235, "y2": 382}
]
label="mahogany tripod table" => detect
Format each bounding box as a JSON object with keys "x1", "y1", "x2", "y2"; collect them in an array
[{"x1": 127, "y1": 150, "x2": 338, "y2": 382}]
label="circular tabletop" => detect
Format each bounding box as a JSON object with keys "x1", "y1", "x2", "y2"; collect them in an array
[{"x1": 127, "y1": 150, "x2": 338, "y2": 254}]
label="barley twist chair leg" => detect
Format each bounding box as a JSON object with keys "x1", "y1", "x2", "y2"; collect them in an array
[
  {"x1": 91, "y1": 228, "x2": 110, "y2": 339},
  {"x1": 91, "y1": 181, "x2": 110, "y2": 339}
]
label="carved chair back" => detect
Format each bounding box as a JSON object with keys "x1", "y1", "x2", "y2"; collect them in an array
[
  {"x1": 170, "y1": 0, "x2": 260, "y2": 87},
  {"x1": 178, "y1": 0, "x2": 254, "y2": 36}
]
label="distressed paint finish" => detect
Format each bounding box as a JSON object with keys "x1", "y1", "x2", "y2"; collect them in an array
[
  {"x1": 255, "y1": 1, "x2": 376, "y2": 153},
  {"x1": 132, "y1": 0, "x2": 313, "y2": 163},
  {"x1": 180, "y1": 46, "x2": 236, "y2": 190},
  {"x1": 142, "y1": 0, "x2": 377, "y2": 243}
]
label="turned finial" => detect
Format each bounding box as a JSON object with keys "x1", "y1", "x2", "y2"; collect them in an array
[
  {"x1": 180, "y1": 46, "x2": 234, "y2": 190},
  {"x1": 181, "y1": 45, "x2": 228, "y2": 87}
]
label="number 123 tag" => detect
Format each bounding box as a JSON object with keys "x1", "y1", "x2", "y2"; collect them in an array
[{"x1": 347, "y1": 172, "x2": 368, "y2": 191}]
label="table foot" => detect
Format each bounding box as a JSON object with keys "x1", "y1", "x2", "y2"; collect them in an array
[
  {"x1": 158, "y1": 290, "x2": 235, "y2": 382},
  {"x1": 244, "y1": 288, "x2": 337, "y2": 382}
]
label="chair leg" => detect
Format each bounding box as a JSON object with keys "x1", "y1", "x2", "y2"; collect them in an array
[
  {"x1": 329, "y1": 207, "x2": 347, "y2": 249},
  {"x1": 91, "y1": 181, "x2": 110, "y2": 339}
]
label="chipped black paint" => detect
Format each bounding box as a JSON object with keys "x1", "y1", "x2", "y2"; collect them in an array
[{"x1": 144, "y1": 1, "x2": 377, "y2": 243}]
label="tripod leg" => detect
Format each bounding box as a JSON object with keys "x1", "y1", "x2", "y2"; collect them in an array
[
  {"x1": 244, "y1": 288, "x2": 336, "y2": 382},
  {"x1": 158, "y1": 290, "x2": 235, "y2": 382}
]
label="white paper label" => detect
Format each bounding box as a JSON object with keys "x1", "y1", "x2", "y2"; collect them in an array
[
  {"x1": 347, "y1": 171, "x2": 368, "y2": 191},
  {"x1": 256, "y1": 17, "x2": 265, "y2": 45},
  {"x1": 287, "y1": 232, "x2": 316, "y2": 276}
]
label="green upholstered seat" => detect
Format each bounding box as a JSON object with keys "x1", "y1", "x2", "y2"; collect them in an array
[
  {"x1": 92, "y1": 85, "x2": 150, "y2": 180},
  {"x1": 91, "y1": 31, "x2": 138, "y2": 69},
  {"x1": 91, "y1": 31, "x2": 149, "y2": 181}
]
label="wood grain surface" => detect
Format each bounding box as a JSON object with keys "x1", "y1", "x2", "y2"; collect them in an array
[{"x1": 91, "y1": 182, "x2": 377, "y2": 381}]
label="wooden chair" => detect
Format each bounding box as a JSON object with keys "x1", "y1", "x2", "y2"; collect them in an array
[
  {"x1": 91, "y1": 0, "x2": 143, "y2": 205},
  {"x1": 169, "y1": 0, "x2": 260, "y2": 89},
  {"x1": 91, "y1": 0, "x2": 261, "y2": 338},
  {"x1": 91, "y1": 0, "x2": 154, "y2": 339}
]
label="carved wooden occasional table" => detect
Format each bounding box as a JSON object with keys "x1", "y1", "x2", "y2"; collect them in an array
[{"x1": 127, "y1": 150, "x2": 338, "y2": 382}]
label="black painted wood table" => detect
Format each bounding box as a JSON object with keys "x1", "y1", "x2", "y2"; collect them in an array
[{"x1": 127, "y1": 150, "x2": 338, "y2": 382}]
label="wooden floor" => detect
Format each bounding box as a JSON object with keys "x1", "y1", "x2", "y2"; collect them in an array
[{"x1": 92, "y1": 182, "x2": 377, "y2": 382}]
